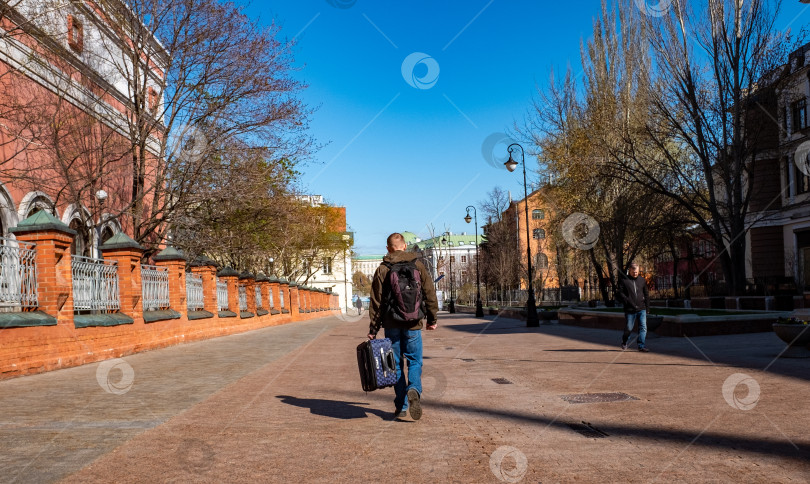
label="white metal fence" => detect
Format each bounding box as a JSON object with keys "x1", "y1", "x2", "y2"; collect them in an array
[
  {"x1": 72, "y1": 255, "x2": 119, "y2": 312},
  {"x1": 255, "y1": 285, "x2": 262, "y2": 309},
  {"x1": 216, "y1": 278, "x2": 229, "y2": 311},
  {"x1": 279, "y1": 287, "x2": 285, "y2": 308},
  {"x1": 0, "y1": 236, "x2": 38, "y2": 309},
  {"x1": 141, "y1": 264, "x2": 170, "y2": 311},
  {"x1": 186, "y1": 273, "x2": 204, "y2": 311},
  {"x1": 238, "y1": 285, "x2": 247, "y2": 311},
  {"x1": 268, "y1": 287, "x2": 274, "y2": 308}
]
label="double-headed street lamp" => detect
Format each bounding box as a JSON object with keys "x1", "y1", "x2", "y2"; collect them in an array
[
  {"x1": 440, "y1": 233, "x2": 455, "y2": 313},
  {"x1": 464, "y1": 206, "x2": 484, "y2": 317},
  {"x1": 505, "y1": 143, "x2": 539, "y2": 327}
]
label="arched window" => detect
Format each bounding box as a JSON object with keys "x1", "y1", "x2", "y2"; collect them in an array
[
  {"x1": 536, "y1": 253, "x2": 549, "y2": 269},
  {"x1": 69, "y1": 218, "x2": 91, "y2": 256},
  {"x1": 532, "y1": 228, "x2": 545, "y2": 239},
  {"x1": 100, "y1": 226, "x2": 114, "y2": 246},
  {"x1": 532, "y1": 209, "x2": 545, "y2": 220}
]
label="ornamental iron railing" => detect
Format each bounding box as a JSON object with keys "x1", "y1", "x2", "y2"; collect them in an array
[
  {"x1": 141, "y1": 264, "x2": 170, "y2": 311},
  {"x1": 0, "y1": 236, "x2": 38, "y2": 309},
  {"x1": 279, "y1": 287, "x2": 285, "y2": 308},
  {"x1": 216, "y1": 278, "x2": 228, "y2": 311},
  {"x1": 72, "y1": 255, "x2": 119, "y2": 312},
  {"x1": 186, "y1": 273, "x2": 204, "y2": 311},
  {"x1": 268, "y1": 287, "x2": 274, "y2": 308},
  {"x1": 238, "y1": 285, "x2": 248, "y2": 311},
  {"x1": 254, "y1": 285, "x2": 262, "y2": 309}
]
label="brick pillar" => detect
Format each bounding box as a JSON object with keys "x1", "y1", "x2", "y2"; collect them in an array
[
  {"x1": 255, "y1": 274, "x2": 269, "y2": 312},
  {"x1": 268, "y1": 279, "x2": 279, "y2": 311},
  {"x1": 9, "y1": 212, "x2": 76, "y2": 322},
  {"x1": 278, "y1": 279, "x2": 289, "y2": 312},
  {"x1": 218, "y1": 267, "x2": 239, "y2": 313},
  {"x1": 289, "y1": 283, "x2": 300, "y2": 320},
  {"x1": 189, "y1": 259, "x2": 218, "y2": 314},
  {"x1": 100, "y1": 233, "x2": 144, "y2": 319},
  {"x1": 153, "y1": 247, "x2": 187, "y2": 311},
  {"x1": 240, "y1": 272, "x2": 256, "y2": 315}
]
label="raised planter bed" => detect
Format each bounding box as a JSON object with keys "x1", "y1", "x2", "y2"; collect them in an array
[{"x1": 558, "y1": 307, "x2": 791, "y2": 337}]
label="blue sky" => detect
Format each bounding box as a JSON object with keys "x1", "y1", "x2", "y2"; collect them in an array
[{"x1": 248, "y1": 1, "x2": 810, "y2": 255}]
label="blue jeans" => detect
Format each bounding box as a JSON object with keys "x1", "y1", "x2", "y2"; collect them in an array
[
  {"x1": 384, "y1": 328, "x2": 422, "y2": 411},
  {"x1": 622, "y1": 310, "x2": 647, "y2": 349}
]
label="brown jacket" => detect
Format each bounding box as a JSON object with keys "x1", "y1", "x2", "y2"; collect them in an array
[{"x1": 368, "y1": 250, "x2": 439, "y2": 333}]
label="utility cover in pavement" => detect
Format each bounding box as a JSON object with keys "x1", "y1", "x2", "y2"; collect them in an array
[{"x1": 560, "y1": 392, "x2": 639, "y2": 404}]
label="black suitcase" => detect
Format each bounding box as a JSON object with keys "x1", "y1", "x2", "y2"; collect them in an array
[{"x1": 357, "y1": 338, "x2": 398, "y2": 391}]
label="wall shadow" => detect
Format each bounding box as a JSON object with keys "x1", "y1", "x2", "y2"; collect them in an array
[
  {"x1": 435, "y1": 400, "x2": 810, "y2": 465},
  {"x1": 442, "y1": 315, "x2": 810, "y2": 382}
]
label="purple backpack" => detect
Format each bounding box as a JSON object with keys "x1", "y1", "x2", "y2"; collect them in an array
[{"x1": 383, "y1": 260, "x2": 425, "y2": 323}]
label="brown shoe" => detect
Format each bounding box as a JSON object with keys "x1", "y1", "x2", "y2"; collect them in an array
[
  {"x1": 638, "y1": 347, "x2": 650, "y2": 353},
  {"x1": 407, "y1": 389, "x2": 422, "y2": 420}
]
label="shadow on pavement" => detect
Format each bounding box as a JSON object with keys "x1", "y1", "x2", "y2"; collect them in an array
[
  {"x1": 276, "y1": 395, "x2": 391, "y2": 420},
  {"x1": 442, "y1": 315, "x2": 810, "y2": 382},
  {"x1": 438, "y1": 400, "x2": 810, "y2": 464}
]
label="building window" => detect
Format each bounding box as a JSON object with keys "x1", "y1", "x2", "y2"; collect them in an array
[
  {"x1": 536, "y1": 253, "x2": 549, "y2": 269},
  {"x1": 450, "y1": 256, "x2": 455, "y2": 263},
  {"x1": 461, "y1": 255, "x2": 467, "y2": 263},
  {"x1": 147, "y1": 87, "x2": 158, "y2": 112},
  {"x1": 533, "y1": 228, "x2": 545, "y2": 239},
  {"x1": 792, "y1": 98, "x2": 807, "y2": 132},
  {"x1": 322, "y1": 257, "x2": 333, "y2": 274},
  {"x1": 532, "y1": 209, "x2": 545, "y2": 220},
  {"x1": 795, "y1": 156, "x2": 810, "y2": 194},
  {"x1": 67, "y1": 15, "x2": 83, "y2": 53}
]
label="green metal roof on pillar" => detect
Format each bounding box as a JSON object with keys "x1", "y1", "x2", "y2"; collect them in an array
[
  {"x1": 9, "y1": 210, "x2": 76, "y2": 236},
  {"x1": 100, "y1": 232, "x2": 142, "y2": 250}
]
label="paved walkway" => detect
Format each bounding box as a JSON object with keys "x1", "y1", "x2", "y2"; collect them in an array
[{"x1": 1, "y1": 313, "x2": 809, "y2": 483}]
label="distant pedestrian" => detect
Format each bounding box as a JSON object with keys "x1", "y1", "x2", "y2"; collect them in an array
[
  {"x1": 368, "y1": 233, "x2": 439, "y2": 420},
  {"x1": 355, "y1": 296, "x2": 364, "y2": 315},
  {"x1": 617, "y1": 262, "x2": 650, "y2": 352}
]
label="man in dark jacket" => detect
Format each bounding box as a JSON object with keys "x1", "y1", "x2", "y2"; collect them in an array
[
  {"x1": 368, "y1": 233, "x2": 439, "y2": 420},
  {"x1": 617, "y1": 262, "x2": 650, "y2": 352}
]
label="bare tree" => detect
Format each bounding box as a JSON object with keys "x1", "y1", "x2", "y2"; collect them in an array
[
  {"x1": 607, "y1": 0, "x2": 801, "y2": 295},
  {"x1": 92, "y1": 0, "x2": 311, "y2": 253}
]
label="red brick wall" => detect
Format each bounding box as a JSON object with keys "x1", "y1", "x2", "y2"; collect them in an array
[{"x1": 0, "y1": 231, "x2": 340, "y2": 380}]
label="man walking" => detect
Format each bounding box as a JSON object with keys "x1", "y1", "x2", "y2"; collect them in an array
[
  {"x1": 617, "y1": 262, "x2": 650, "y2": 352},
  {"x1": 368, "y1": 233, "x2": 439, "y2": 420}
]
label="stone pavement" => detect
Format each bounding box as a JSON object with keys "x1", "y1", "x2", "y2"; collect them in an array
[{"x1": 1, "y1": 312, "x2": 809, "y2": 483}]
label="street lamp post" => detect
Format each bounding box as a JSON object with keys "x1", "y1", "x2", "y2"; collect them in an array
[
  {"x1": 464, "y1": 206, "x2": 484, "y2": 317},
  {"x1": 95, "y1": 189, "x2": 107, "y2": 258},
  {"x1": 441, "y1": 233, "x2": 455, "y2": 313},
  {"x1": 505, "y1": 143, "x2": 539, "y2": 327}
]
